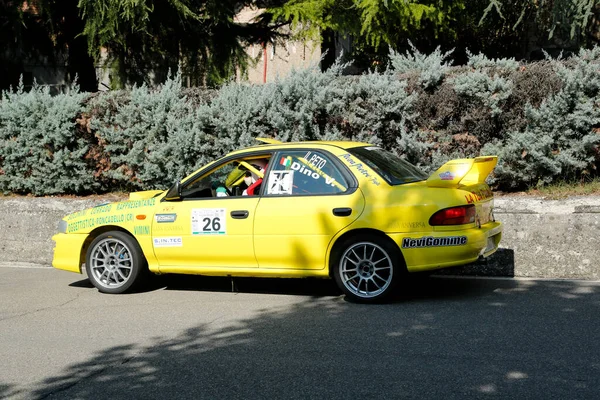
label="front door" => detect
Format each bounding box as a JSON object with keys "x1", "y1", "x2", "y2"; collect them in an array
[
  {"x1": 151, "y1": 154, "x2": 271, "y2": 270},
  {"x1": 152, "y1": 197, "x2": 260, "y2": 269}
]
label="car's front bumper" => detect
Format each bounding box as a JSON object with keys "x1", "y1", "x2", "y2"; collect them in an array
[
  {"x1": 389, "y1": 221, "x2": 503, "y2": 273},
  {"x1": 52, "y1": 233, "x2": 88, "y2": 273}
]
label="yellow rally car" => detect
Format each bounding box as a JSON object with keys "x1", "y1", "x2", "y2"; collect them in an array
[{"x1": 52, "y1": 140, "x2": 502, "y2": 302}]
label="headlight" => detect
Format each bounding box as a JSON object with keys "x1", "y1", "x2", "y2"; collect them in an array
[{"x1": 58, "y1": 220, "x2": 68, "y2": 233}]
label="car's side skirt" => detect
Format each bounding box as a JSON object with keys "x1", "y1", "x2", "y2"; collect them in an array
[{"x1": 156, "y1": 265, "x2": 331, "y2": 279}]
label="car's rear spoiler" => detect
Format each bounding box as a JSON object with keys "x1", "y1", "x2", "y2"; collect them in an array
[{"x1": 426, "y1": 156, "x2": 498, "y2": 188}]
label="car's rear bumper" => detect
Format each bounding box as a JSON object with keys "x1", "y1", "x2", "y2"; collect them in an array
[
  {"x1": 52, "y1": 233, "x2": 87, "y2": 273},
  {"x1": 389, "y1": 221, "x2": 503, "y2": 273}
]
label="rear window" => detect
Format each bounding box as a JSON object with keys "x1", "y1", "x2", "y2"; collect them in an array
[{"x1": 348, "y1": 146, "x2": 428, "y2": 185}]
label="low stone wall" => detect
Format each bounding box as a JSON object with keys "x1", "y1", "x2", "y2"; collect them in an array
[
  {"x1": 445, "y1": 196, "x2": 600, "y2": 280},
  {"x1": 1, "y1": 195, "x2": 599, "y2": 279},
  {"x1": 0, "y1": 196, "x2": 123, "y2": 265}
]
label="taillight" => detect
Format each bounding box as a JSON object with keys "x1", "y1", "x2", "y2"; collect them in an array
[{"x1": 429, "y1": 205, "x2": 476, "y2": 226}]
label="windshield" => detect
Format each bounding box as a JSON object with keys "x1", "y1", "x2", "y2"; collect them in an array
[{"x1": 348, "y1": 146, "x2": 428, "y2": 185}]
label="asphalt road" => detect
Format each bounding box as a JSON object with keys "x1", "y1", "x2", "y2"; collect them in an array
[{"x1": 1, "y1": 266, "x2": 599, "y2": 400}]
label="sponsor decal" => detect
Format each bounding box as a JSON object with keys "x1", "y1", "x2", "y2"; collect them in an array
[
  {"x1": 90, "y1": 204, "x2": 113, "y2": 214},
  {"x1": 279, "y1": 156, "x2": 292, "y2": 168},
  {"x1": 294, "y1": 158, "x2": 341, "y2": 189},
  {"x1": 133, "y1": 225, "x2": 150, "y2": 235},
  {"x1": 95, "y1": 213, "x2": 134, "y2": 225},
  {"x1": 192, "y1": 208, "x2": 226, "y2": 235},
  {"x1": 153, "y1": 237, "x2": 183, "y2": 247},
  {"x1": 303, "y1": 151, "x2": 327, "y2": 169},
  {"x1": 67, "y1": 213, "x2": 134, "y2": 233},
  {"x1": 398, "y1": 221, "x2": 427, "y2": 229},
  {"x1": 65, "y1": 209, "x2": 88, "y2": 221},
  {"x1": 268, "y1": 170, "x2": 294, "y2": 195},
  {"x1": 115, "y1": 198, "x2": 156, "y2": 211},
  {"x1": 465, "y1": 187, "x2": 493, "y2": 204},
  {"x1": 67, "y1": 218, "x2": 95, "y2": 233},
  {"x1": 290, "y1": 161, "x2": 321, "y2": 180},
  {"x1": 155, "y1": 213, "x2": 177, "y2": 223},
  {"x1": 439, "y1": 171, "x2": 455, "y2": 181},
  {"x1": 154, "y1": 224, "x2": 183, "y2": 233},
  {"x1": 402, "y1": 236, "x2": 467, "y2": 248},
  {"x1": 340, "y1": 153, "x2": 381, "y2": 186}
]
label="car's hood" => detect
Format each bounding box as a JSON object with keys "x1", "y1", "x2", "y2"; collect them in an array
[
  {"x1": 128, "y1": 190, "x2": 165, "y2": 200},
  {"x1": 60, "y1": 191, "x2": 163, "y2": 234}
]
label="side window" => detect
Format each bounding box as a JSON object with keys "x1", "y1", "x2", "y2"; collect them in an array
[
  {"x1": 265, "y1": 150, "x2": 348, "y2": 196},
  {"x1": 182, "y1": 155, "x2": 271, "y2": 199}
]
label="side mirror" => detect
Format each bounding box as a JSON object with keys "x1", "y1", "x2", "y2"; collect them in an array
[{"x1": 164, "y1": 180, "x2": 182, "y2": 201}]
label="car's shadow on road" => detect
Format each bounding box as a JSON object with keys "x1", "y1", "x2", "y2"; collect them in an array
[
  {"x1": 152, "y1": 272, "x2": 518, "y2": 303},
  {"x1": 70, "y1": 272, "x2": 507, "y2": 303},
  {"x1": 69, "y1": 274, "x2": 341, "y2": 297},
  {"x1": 153, "y1": 274, "x2": 343, "y2": 297}
]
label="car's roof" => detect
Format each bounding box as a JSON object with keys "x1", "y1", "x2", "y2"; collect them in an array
[{"x1": 228, "y1": 140, "x2": 371, "y2": 156}]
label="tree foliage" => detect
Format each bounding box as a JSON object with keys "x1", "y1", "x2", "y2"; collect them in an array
[
  {"x1": 0, "y1": 0, "x2": 100, "y2": 93},
  {"x1": 1, "y1": 0, "x2": 283, "y2": 91},
  {"x1": 2, "y1": 0, "x2": 599, "y2": 91},
  {"x1": 268, "y1": 0, "x2": 600, "y2": 70},
  {"x1": 77, "y1": 0, "x2": 280, "y2": 87},
  {"x1": 267, "y1": 0, "x2": 465, "y2": 70},
  {"x1": 0, "y1": 1, "x2": 57, "y2": 92},
  {"x1": 267, "y1": 0, "x2": 460, "y2": 47},
  {"x1": 481, "y1": 0, "x2": 598, "y2": 40}
]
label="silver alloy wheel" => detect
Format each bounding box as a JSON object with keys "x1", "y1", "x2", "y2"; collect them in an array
[
  {"x1": 89, "y1": 238, "x2": 133, "y2": 289},
  {"x1": 339, "y1": 241, "x2": 393, "y2": 299}
]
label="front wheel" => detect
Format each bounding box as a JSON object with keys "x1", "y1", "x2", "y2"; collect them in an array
[
  {"x1": 332, "y1": 235, "x2": 404, "y2": 303},
  {"x1": 85, "y1": 231, "x2": 148, "y2": 294}
]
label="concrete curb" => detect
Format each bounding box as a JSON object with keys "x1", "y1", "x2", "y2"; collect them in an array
[{"x1": 1, "y1": 195, "x2": 599, "y2": 279}]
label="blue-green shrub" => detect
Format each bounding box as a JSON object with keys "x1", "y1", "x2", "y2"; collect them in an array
[
  {"x1": 0, "y1": 80, "x2": 93, "y2": 195},
  {"x1": 484, "y1": 47, "x2": 600, "y2": 188},
  {"x1": 389, "y1": 42, "x2": 453, "y2": 90},
  {"x1": 88, "y1": 75, "x2": 213, "y2": 190},
  {"x1": 0, "y1": 47, "x2": 598, "y2": 195}
]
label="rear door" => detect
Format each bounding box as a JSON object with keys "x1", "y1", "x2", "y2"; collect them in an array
[{"x1": 253, "y1": 149, "x2": 365, "y2": 270}]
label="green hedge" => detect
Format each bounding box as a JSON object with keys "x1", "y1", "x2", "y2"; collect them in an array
[{"x1": 1, "y1": 47, "x2": 599, "y2": 195}]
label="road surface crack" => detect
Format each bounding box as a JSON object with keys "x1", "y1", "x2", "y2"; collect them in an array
[{"x1": 0, "y1": 291, "x2": 89, "y2": 323}]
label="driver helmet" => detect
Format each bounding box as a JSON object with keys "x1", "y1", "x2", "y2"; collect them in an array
[{"x1": 244, "y1": 159, "x2": 268, "y2": 186}]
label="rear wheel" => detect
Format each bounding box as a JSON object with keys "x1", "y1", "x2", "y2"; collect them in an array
[
  {"x1": 85, "y1": 231, "x2": 147, "y2": 294},
  {"x1": 332, "y1": 234, "x2": 403, "y2": 303}
]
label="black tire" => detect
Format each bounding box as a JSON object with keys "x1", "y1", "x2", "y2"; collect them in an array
[
  {"x1": 85, "y1": 231, "x2": 148, "y2": 294},
  {"x1": 331, "y1": 234, "x2": 404, "y2": 303}
]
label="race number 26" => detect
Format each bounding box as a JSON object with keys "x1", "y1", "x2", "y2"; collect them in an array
[
  {"x1": 192, "y1": 209, "x2": 227, "y2": 235},
  {"x1": 202, "y1": 217, "x2": 221, "y2": 232}
]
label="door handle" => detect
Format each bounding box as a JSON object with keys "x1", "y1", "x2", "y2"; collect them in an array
[
  {"x1": 231, "y1": 210, "x2": 249, "y2": 219},
  {"x1": 332, "y1": 208, "x2": 352, "y2": 217}
]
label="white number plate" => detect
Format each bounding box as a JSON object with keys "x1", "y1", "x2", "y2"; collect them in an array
[{"x1": 192, "y1": 209, "x2": 226, "y2": 235}]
